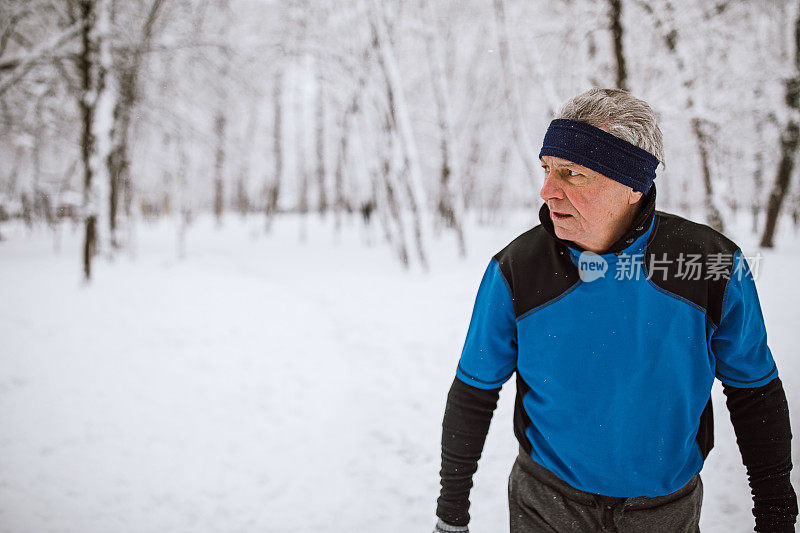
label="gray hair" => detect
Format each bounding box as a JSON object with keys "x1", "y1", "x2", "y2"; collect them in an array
[{"x1": 555, "y1": 87, "x2": 665, "y2": 168}]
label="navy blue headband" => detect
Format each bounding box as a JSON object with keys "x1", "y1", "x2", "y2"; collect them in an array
[{"x1": 538, "y1": 118, "x2": 659, "y2": 193}]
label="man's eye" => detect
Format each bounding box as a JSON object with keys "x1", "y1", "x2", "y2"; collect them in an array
[
  {"x1": 568, "y1": 170, "x2": 581, "y2": 177},
  {"x1": 542, "y1": 166, "x2": 549, "y2": 173}
]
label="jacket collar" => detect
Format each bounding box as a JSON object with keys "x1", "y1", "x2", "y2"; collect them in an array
[{"x1": 539, "y1": 182, "x2": 657, "y2": 255}]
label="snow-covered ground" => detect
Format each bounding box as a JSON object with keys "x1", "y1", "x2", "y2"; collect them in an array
[{"x1": 1, "y1": 209, "x2": 798, "y2": 533}]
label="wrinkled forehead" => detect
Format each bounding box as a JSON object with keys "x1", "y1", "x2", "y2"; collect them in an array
[
  {"x1": 540, "y1": 155, "x2": 579, "y2": 167},
  {"x1": 539, "y1": 155, "x2": 596, "y2": 174}
]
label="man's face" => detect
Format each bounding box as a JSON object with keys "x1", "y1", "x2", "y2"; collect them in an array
[{"x1": 539, "y1": 155, "x2": 643, "y2": 252}]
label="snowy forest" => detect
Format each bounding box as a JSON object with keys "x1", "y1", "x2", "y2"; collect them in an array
[
  {"x1": 1, "y1": 0, "x2": 799, "y2": 275},
  {"x1": 2, "y1": 0, "x2": 800, "y2": 532}
]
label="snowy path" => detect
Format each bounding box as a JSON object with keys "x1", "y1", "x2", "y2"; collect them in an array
[{"x1": 0, "y1": 212, "x2": 798, "y2": 532}]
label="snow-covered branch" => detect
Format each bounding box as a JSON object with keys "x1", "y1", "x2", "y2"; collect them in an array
[{"x1": 0, "y1": 20, "x2": 85, "y2": 96}]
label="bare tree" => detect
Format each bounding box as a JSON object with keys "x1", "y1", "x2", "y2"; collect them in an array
[
  {"x1": 235, "y1": 103, "x2": 259, "y2": 217},
  {"x1": 333, "y1": 106, "x2": 350, "y2": 233},
  {"x1": 368, "y1": 0, "x2": 429, "y2": 270},
  {"x1": 213, "y1": 110, "x2": 226, "y2": 226},
  {"x1": 0, "y1": 11, "x2": 84, "y2": 97},
  {"x1": 422, "y1": 0, "x2": 466, "y2": 258},
  {"x1": 492, "y1": 0, "x2": 541, "y2": 187},
  {"x1": 2, "y1": 0, "x2": 795, "y2": 274},
  {"x1": 106, "y1": 0, "x2": 165, "y2": 248},
  {"x1": 77, "y1": 0, "x2": 114, "y2": 281},
  {"x1": 635, "y1": 0, "x2": 725, "y2": 232},
  {"x1": 265, "y1": 68, "x2": 283, "y2": 232},
  {"x1": 761, "y1": 1, "x2": 800, "y2": 248},
  {"x1": 608, "y1": 0, "x2": 628, "y2": 90},
  {"x1": 378, "y1": 110, "x2": 411, "y2": 266},
  {"x1": 315, "y1": 69, "x2": 327, "y2": 215}
]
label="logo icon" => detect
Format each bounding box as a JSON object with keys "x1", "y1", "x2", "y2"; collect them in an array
[{"x1": 577, "y1": 251, "x2": 608, "y2": 282}]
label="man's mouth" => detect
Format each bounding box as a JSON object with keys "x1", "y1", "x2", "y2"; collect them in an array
[{"x1": 552, "y1": 211, "x2": 573, "y2": 220}]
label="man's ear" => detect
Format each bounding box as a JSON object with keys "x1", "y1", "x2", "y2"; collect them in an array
[{"x1": 628, "y1": 189, "x2": 644, "y2": 205}]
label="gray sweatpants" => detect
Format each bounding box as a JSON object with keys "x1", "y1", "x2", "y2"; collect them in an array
[{"x1": 508, "y1": 446, "x2": 703, "y2": 532}]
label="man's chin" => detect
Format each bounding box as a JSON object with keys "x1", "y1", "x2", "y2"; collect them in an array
[{"x1": 552, "y1": 225, "x2": 573, "y2": 240}]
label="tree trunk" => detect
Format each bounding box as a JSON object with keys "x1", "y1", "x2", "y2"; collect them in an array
[
  {"x1": 31, "y1": 93, "x2": 44, "y2": 229},
  {"x1": 423, "y1": 0, "x2": 466, "y2": 258},
  {"x1": 265, "y1": 69, "x2": 283, "y2": 232},
  {"x1": 236, "y1": 100, "x2": 259, "y2": 218},
  {"x1": 106, "y1": 0, "x2": 163, "y2": 247},
  {"x1": 380, "y1": 113, "x2": 410, "y2": 267},
  {"x1": 690, "y1": 117, "x2": 725, "y2": 232},
  {"x1": 296, "y1": 94, "x2": 310, "y2": 221},
  {"x1": 462, "y1": 134, "x2": 481, "y2": 211},
  {"x1": 608, "y1": 0, "x2": 628, "y2": 90},
  {"x1": 176, "y1": 141, "x2": 189, "y2": 259},
  {"x1": 369, "y1": 0, "x2": 428, "y2": 270},
  {"x1": 79, "y1": 0, "x2": 113, "y2": 281},
  {"x1": 333, "y1": 110, "x2": 349, "y2": 234},
  {"x1": 760, "y1": 121, "x2": 799, "y2": 247},
  {"x1": 751, "y1": 116, "x2": 765, "y2": 234},
  {"x1": 213, "y1": 111, "x2": 226, "y2": 226},
  {"x1": 638, "y1": 1, "x2": 725, "y2": 232},
  {"x1": 107, "y1": 65, "x2": 133, "y2": 245},
  {"x1": 492, "y1": 0, "x2": 541, "y2": 186},
  {"x1": 315, "y1": 70, "x2": 327, "y2": 215},
  {"x1": 760, "y1": 4, "x2": 800, "y2": 248}
]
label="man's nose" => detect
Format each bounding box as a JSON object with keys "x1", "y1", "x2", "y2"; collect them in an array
[{"x1": 539, "y1": 172, "x2": 564, "y2": 201}]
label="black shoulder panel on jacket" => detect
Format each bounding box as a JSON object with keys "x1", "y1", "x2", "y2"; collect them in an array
[
  {"x1": 493, "y1": 225, "x2": 580, "y2": 320},
  {"x1": 644, "y1": 211, "x2": 740, "y2": 328}
]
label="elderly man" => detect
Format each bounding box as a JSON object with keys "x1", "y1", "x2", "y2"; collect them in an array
[{"x1": 433, "y1": 88, "x2": 797, "y2": 532}]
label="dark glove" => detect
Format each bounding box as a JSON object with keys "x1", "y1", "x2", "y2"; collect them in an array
[{"x1": 432, "y1": 517, "x2": 469, "y2": 532}]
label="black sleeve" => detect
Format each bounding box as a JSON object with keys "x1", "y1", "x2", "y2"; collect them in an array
[
  {"x1": 435, "y1": 375, "x2": 501, "y2": 527},
  {"x1": 722, "y1": 376, "x2": 798, "y2": 532}
]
